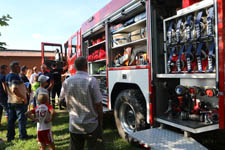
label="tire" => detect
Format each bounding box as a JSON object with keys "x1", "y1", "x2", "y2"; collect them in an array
[{"x1": 114, "y1": 89, "x2": 147, "y2": 140}]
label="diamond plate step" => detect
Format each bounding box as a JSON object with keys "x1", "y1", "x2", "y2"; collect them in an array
[{"x1": 129, "y1": 128, "x2": 208, "y2": 150}]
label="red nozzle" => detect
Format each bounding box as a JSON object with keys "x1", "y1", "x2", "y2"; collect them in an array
[{"x1": 205, "y1": 89, "x2": 214, "y2": 97}]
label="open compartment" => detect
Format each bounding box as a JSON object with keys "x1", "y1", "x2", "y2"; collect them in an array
[
  {"x1": 155, "y1": 77, "x2": 219, "y2": 133},
  {"x1": 164, "y1": 2, "x2": 216, "y2": 74},
  {"x1": 83, "y1": 27, "x2": 107, "y2": 101},
  {"x1": 108, "y1": 4, "x2": 147, "y2": 68},
  {"x1": 151, "y1": 0, "x2": 219, "y2": 133}
]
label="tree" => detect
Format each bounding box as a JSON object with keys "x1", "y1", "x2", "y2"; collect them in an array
[{"x1": 0, "y1": 14, "x2": 12, "y2": 49}]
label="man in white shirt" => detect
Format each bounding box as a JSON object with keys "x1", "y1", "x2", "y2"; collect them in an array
[{"x1": 60, "y1": 56, "x2": 104, "y2": 150}]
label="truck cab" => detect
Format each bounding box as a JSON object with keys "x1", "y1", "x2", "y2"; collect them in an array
[
  {"x1": 41, "y1": 30, "x2": 82, "y2": 75},
  {"x1": 41, "y1": 42, "x2": 66, "y2": 71}
]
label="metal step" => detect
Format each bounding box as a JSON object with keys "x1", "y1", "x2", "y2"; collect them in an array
[{"x1": 129, "y1": 128, "x2": 208, "y2": 150}]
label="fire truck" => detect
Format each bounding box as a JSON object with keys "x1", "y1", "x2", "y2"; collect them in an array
[{"x1": 41, "y1": 0, "x2": 225, "y2": 149}]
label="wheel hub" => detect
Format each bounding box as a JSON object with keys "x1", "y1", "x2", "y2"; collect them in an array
[{"x1": 119, "y1": 102, "x2": 136, "y2": 134}]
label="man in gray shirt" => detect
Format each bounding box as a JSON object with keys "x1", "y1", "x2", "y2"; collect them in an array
[{"x1": 60, "y1": 56, "x2": 104, "y2": 150}]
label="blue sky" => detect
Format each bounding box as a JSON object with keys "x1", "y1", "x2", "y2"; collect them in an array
[{"x1": 0, "y1": 0, "x2": 111, "y2": 50}]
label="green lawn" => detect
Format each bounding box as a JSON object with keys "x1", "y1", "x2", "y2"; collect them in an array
[
  {"x1": 0, "y1": 110, "x2": 139, "y2": 150},
  {"x1": 1, "y1": 110, "x2": 225, "y2": 150}
]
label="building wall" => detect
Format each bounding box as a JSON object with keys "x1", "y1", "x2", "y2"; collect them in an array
[
  {"x1": 0, "y1": 50, "x2": 55, "y2": 73},
  {"x1": 0, "y1": 56, "x2": 42, "y2": 72}
]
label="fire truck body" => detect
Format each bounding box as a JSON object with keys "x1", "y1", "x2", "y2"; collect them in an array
[
  {"x1": 66, "y1": 30, "x2": 82, "y2": 75},
  {"x1": 41, "y1": 0, "x2": 225, "y2": 149},
  {"x1": 80, "y1": 0, "x2": 224, "y2": 149}
]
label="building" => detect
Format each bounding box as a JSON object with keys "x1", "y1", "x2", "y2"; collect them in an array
[{"x1": 0, "y1": 49, "x2": 55, "y2": 72}]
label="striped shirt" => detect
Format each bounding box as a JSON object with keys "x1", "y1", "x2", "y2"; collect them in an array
[{"x1": 60, "y1": 71, "x2": 102, "y2": 134}]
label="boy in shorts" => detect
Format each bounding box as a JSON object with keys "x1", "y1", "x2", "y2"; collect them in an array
[{"x1": 26, "y1": 92, "x2": 55, "y2": 150}]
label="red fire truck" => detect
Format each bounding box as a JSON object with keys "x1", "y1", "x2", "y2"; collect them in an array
[{"x1": 41, "y1": 0, "x2": 225, "y2": 149}]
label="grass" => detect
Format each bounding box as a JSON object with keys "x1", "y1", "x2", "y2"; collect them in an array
[
  {"x1": 1, "y1": 109, "x2": 225, "y2": 150},
  {"x1": 0, "y1": 110, "x2": 139, "y2": 150}
]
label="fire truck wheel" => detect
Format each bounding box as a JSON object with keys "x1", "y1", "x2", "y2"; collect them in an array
[{"x1": 114, "y1": 89, "x2": 146, "y2": 141}]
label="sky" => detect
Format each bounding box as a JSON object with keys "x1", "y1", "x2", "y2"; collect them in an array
[{"x1": 0, "y1": 0, "x2": 111, "y2": 50}]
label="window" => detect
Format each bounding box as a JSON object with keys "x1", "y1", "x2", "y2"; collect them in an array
[{"x1": 70, "y1": 36, "x2": 77, "y2": 57}]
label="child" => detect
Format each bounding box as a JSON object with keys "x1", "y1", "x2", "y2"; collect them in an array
[
  {"x1": 31, "y1": 75, "x2": 40, "y2": 108},
  {"x1": 32, "y1": 75, "x2": 40, "y2": 93},
  {"x1": 34, "y1": 75, "x2": 49, "y2": 106},
  {"x1": 26, "y1": 92, "x2": 55, "y2": 150}
]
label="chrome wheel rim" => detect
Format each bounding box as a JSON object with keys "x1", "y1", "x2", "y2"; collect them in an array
[{"x1": 119, "y1": 102, "x2": 136, "y2": 134}]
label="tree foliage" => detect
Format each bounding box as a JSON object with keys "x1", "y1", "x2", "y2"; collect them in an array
[{"x1": 0, "y1": 14, "x2": 12, "y2": 49}]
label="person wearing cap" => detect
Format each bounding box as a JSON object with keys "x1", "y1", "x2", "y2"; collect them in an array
[
  {"x1": 33, "y1": 75, "x2": 50, "y2": 106},
  {"x1": 6, "y1": 61, "x2": 32, "y2": 142}
]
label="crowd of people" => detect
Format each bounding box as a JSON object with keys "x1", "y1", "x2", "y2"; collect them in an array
[{"x1": 0, "y1": 56, "x2": 104, "y2": 150}]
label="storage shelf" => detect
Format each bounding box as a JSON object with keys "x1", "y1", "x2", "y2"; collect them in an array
[
  {"x1": 113, "y1": 18, "x2": 146, "y2": 34},
  {"x1": 88, "y1": 59, "x2": 106, "y2": 63},
  {"x1": 90, "y1": 74, "x2": 106, "y2": 77},
  {"x1": 109, "y1": 65, "x2": 148, "y2": 71},
  {"x1": 88, "y1": 40, "x2": 106, "y2": 49},
  {"x1": 112, "y1": 38, "x2": 147, "y2": 49},
  {"x1": 156, "y1": 73, "x2": 216, "y2": 79},
  {"x1": 155, "y1": 117, "x2": 219, "y2": 134}
]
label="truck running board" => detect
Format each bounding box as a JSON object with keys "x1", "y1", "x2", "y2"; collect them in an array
[{"x1": 129, "y1": 128, "x2": 207, "y2": 150}]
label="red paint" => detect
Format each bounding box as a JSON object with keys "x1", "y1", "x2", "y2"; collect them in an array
[
  {"x1": 141, "y1": 144, "x2": 151, "y2": 150},
  {"x1": 41, "y1": 42, "x2": 63, "y2": 64},
  {"x1": 149, "y1": 103, "x2": 153, "y2": 125},
  {"x1": 217, "y1": 0, "x2": 225, "y2": 129},
  {"x1": 146, "y1": 0, "x2": 154, "y2": 125},
  {"x1": 182, "y1": 0, "x2": 200, "y2": 8},
  {"x1": 81, "y1": 0, "x2": 132, "y2": 33},
  {"x1": 67, "y1": 30, "x2": 82, "y2": 75},
  {"x1": 108, "y1": 65, "x2": 149, "y2": 71}
]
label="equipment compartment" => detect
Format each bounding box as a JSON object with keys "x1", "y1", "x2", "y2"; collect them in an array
[
  {"x1": 108, "y1": 8, "x2": 148, "y2": 68},
  {"x1": 151, "y1": 0, "x2": 219, "y2": 133},
  {"x1": 84, "y1": 28, "x2": 107, "y2": 99},
  {"x1": 164, "y1": 1, "x2": 216, "y2": 74}
]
